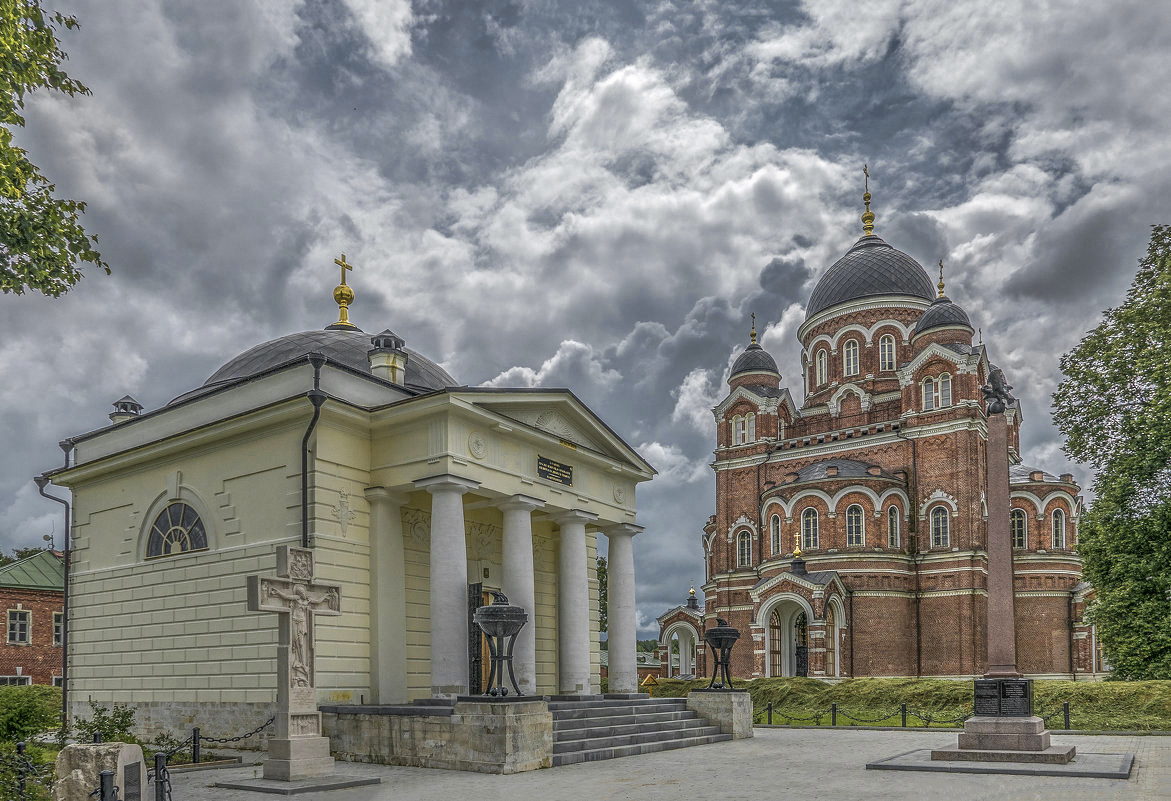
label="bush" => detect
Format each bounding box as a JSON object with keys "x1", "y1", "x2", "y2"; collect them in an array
[
  {"x1": 0, "y1": 686, "x2": 60, "y2": 741},
  {"x1": 73, "y1": 701, "x2": 136, "y2": 744},
  {"x1": 0, "y1": 741, "x2": 54, "y2": 801}
]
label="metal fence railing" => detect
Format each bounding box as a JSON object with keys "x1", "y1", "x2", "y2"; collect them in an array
[{"x1": 760, "y1": 700, "x2": 1073, "y2": 730}]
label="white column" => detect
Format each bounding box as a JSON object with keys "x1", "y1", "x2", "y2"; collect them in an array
[
  {"x1": 415, "y1": 474, "x2": 479, "y2": 697},
  {"x1": 499, "y1": 494, "x2": 544, "y2": 696},
  {"x1": 605, "y1": 523, "x2": 642, "y2": 694},
  {"x1": 554, "y1": 509, "x2": 597, "y2": 695},
  {"x1": 679, "y1": 631, "x2": 693, "y2": 676},
  {"x1": 364, "y1": 487, "x2": 407, "y2": 704}
]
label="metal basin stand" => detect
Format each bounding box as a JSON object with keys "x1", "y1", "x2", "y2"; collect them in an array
[
  {"x1": 473, "y1": 591, "x2": 528, "y2": 696},
  {"x1": 703, "y1": 618, "x2": 740, "y2": 690}
]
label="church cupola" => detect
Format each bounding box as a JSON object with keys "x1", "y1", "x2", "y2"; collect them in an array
[
  {"x1": 109, "y1": 395, "x2": 143, "y2": 424},
  {"x1": 911, "y1": 261, "x2": 974, "y2": 346},
  {"x1": 728, "y1": 314, "x2": 780, "y2": 390},
  {"x1": 368, "y1": 329, "x2": 409, "y2": 384}
]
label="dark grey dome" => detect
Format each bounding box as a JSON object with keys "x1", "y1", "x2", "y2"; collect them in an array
[
  {"x1": 201, "y1": 329, "x2": 458, "y2": 393},
  {"x1": 913, "y1": 295, "x2": 973, "y2": 337},
  {"x1": 806, "y1": 235, "x2": 935, "y2": 319},
  {"x1": 795, "y1": 458, "x2": 897, "y2": 482},
  {"x1": 730, "y1": 343, "x2": 779, "y2": 377}
]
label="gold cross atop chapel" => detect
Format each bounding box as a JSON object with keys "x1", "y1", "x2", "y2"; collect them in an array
[
  {"x1": 247, "y1": 546, "x2": 341, "y2": 738},
  {"x1": 331, "y1": 253, "x2": 357, "y2": 328},
  {"x1": 334, "y1": 253, "x2": 353, "y2": 285}
]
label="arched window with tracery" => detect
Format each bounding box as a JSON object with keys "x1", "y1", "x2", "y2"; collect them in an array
[
  {"x1": 1052, "y1": 508, "x2": 1066, "y2": 549},
  {"x1": 147, "y1": 502, "x2": 208, "y2": 559},
  {"x1": 930, "y1": 506, "x2": 950, "y2": 548},
  {"x1": 879, "y1": 334, "x2": 896, "y2": 371},
  {"x1": 887, "y1": 506, "x2": 900, "y2": 548},
  {"x1": 846, "y1": 504, "x2": 865, "y2": 546},
  {"x1": 843, "y1": 339, "x2": 859, "y2": 376},
  {"x1": 770, "y1": 514, "x2": 781, "y2": 556},
  {"x1": 1011, "y1": 509, "x2": 1027, "y2": 549},
  {"x1": 801, "y1": 508, "x2": 819, "y2": 551},
  {"x1": 737, "y1": 531, "x2": 752, "y2": 567},
  {"x1": 816, "y1": 349, "x2": 827, "y2": 385}
]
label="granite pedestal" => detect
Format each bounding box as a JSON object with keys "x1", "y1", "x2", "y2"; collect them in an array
[{"x1": 931, "y1": 716, "x2": 1075, "y2": 764}]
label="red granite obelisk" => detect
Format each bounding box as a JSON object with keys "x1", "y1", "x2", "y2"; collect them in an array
[{"x1": 984, "y1": 412, "x2": 1019, "y2": 678}]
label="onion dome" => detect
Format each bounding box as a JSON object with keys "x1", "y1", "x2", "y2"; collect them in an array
[
  {"x1": 912, "y1": 260, "x2": 973, "y2": 340},
  {"x1": 730, "y1": 314, "x2": 779, "y2": 380}
]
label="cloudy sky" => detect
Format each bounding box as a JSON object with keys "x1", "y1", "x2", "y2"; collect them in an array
[{"x1": 3, "y1": 0, "x2": 1165, "y2": 635}]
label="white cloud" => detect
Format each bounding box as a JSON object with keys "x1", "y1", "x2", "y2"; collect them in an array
[
  {"x1": 340, "y1": 0, "x2": 414, "y2": 69},
  {"x1": 481, "y1": 340, "x2": 621, "y2": 391},
  {"x1": 636, "y1": 441, "x2": 708, "y2": 486},
  {"x1": 670, "y1": 368, "x2": 720, "y2": 433}
]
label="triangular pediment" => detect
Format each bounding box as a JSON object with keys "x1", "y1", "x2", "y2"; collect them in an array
[
  {"x1": 454, "y1": 388, "x2": 655, "y2": 476},
  {"x1": 714, "y1": 385, "x2": 799, "y2": 421}
]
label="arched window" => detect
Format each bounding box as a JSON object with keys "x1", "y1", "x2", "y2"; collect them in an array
[
  {"x1": 1052, "y1": 508, "x2": 1066, "y2": 550},
  {"x1": 816, "y1": 349, "x2": 827, "y2": 385},
  {"x1": 770, "y1": 514, "x2": 781, "y2": 555},
  {"x1": 879, "y1": 334, "x2": 896, "y2": 371},
  {"x1": 733, "y1": 415, "x2": 746, "y2": 445},
  {"x1": 147, "y1": 502, "x2": 208, "y2": 559},
  {"x1": 887, "y1": 506, "x2": 900, "y2": 548},
  {"x1": 1011, "y1": 509, "x2": 1027, "y2": 549},
  {"x1": 747, "y1": 412, "x2": 756, "y2": 442},
  {"x1": 737, "y1": 531, "x2": 752, "y2": 567},
  {"x1": 939, "y1": 373, "x2": 952, "y2": 407},
  {"x1": 843, "y1": 339, "x2": 859, "y2": 376},
  {"x1": 930, "y1": 506, "x2": 950, "y2": 548},
  {"x1": 801, "y1": 508, "x2": 819, "y2": 551},
  {"x1": 922, "y1": 377, "x2": 936, "y2": 411},
  {"x1": 846, "y1": 504, "x2": 865, "y2": 546}
]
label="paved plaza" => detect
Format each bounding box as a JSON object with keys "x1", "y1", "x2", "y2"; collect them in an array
[{"x1": 171, "y1": 728, "x2": 1170, "y2": 801}]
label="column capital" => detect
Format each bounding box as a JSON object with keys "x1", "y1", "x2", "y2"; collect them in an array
[
  {"x1": 552, "y1": 508, "x2": 598, "y2": 525},
  {"x1": 604, "y1": 522, "x2": 644, "y2": 538},
  {"x1": 498, "y1": 493, "x2": 545, "y2": 512},
  {"x1": 364, "y1": 486, "x2": 408, "y2": 505},
  {"x1": 414, "y1": 474, "x2": 480, "y2": 495}
]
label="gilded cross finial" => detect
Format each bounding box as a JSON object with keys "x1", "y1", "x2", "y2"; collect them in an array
[
  {"x1": 861, "y1": 164, "x2": 875, "y2": 236},
  {"x1": 937, "y1": 259, "x2": 946, "y2": 298},
  {"x1": 331, "y1": 253, "x2": 357, "y2": 329},
  {"x1": 689, "y1": 580, "x2": 696, "y2": 597},
  {"x1": 750, "y1": 312, "x2": 757, "y2": 345}
]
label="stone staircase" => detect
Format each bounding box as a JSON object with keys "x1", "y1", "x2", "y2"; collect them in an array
[{"x1": 548, "y1": 695, "x2": 732, "y2": 766}]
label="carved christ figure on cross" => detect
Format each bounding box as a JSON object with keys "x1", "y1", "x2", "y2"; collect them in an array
[{"x1": 267, "y1": 582, "x2": 337, "y2": 687}]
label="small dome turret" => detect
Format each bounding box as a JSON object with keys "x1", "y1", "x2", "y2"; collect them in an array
[{"x1": 729, "y1": 314, "x2": 779, "y2": 384}]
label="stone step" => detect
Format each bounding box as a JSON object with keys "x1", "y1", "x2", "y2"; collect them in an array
[
  {"x1": 553, "y1": 725, "x2": 725, "y2": 754},
  {"x1": 552, "y1": 710, "x2": 700, "y2": 730},
  {"x1": 551, "y1": 733, "x2": 734, "y2": 767},
  {"x1": 554, "y1": 716, "x2": 711, "y2": 741},
  {"x1": 547, "y1": 697, "x2": 686, "y2": 711},
  {"x1": 548, "y1": 700, "x2": 688, "y2": 717}
]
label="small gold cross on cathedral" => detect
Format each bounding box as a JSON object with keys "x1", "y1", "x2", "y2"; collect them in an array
[{"x1": 334, "y1": 253, "x2": 353, "y2": 286}]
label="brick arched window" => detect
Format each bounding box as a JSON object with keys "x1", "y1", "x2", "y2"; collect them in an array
[
  {"x1": 816, "y1": 349, "x2": 827, "y2": 386},
  {"x1": 843, "y1": 339, "x2": 859, "y2": 377},
  {"x1": 770, "y1": 514, "x2": 781, "y2": 555},
  {"x1": 930, "y1": 506, "x2": 950, "y2": 548},
  {"x1": 1052, "y1": 508, "x2": 1066, "y2": 550},
  {"x1": 879, "y1": 334, "x2": 896, "y2": 371},
  {"x1": 737, "y1": 531, "x2": 752, "y2": 567},
  {"x1": 887, "y1": 506, "x2": 900, "y2": 548},
  {"x1": 801, "y1": 508, "x2": 819, "y2": 551},
  {"x1": 1011, "y1": 509, "x2": 1027, "y2": 549},
  {"x1": 846, "y1": 504, "x2": 865, "y2": 546}
]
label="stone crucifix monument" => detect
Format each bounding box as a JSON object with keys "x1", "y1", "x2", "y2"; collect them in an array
[{"x1": 247, "y1": 546, "x2": 342, "y2": 780}]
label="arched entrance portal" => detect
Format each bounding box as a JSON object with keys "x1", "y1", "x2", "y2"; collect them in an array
[
  {"x1": 766, "y1": 599, "x2": 811, "y2": 677},
  {"x1": 661, "y1": 622, "x2": 699, "y2": 678}
]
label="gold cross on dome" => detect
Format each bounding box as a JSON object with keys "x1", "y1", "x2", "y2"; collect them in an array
[
  {"x1": 863, "y1": 163, "x2": 869, "y2": 193},
  {"x1": 334, "y1": 253, "x2": 353, "y2": 285}
]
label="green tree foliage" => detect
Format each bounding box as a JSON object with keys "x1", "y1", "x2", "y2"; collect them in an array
[
  {"x1": 0, "y1": 545, "x2": 48, "y2": 567},
  {"x1": 1, "y1": 0, "x2": 108, "y2": 296},
  {"x1": 0, "y1": 685, "x2": 60, "y2": 740},
  {"x1": 1054, "y1": 224, "x2": 1171, "y2": 679}
]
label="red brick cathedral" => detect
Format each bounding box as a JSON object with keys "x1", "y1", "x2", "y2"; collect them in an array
[{"x1": 658, "y1": 204, "x2": 1105, "y2": 682}]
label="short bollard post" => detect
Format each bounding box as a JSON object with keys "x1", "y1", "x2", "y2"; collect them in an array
[
  {"x1": 93, "y1": 731, "x2": 103, "y2": 744},
  {"x1": 154, "y1": 752, "x2": 168, "y2": 801},
  {"x1": 767, "y1": 702, "x2": 773, "y2": 725},
  {"x1": 16, "y1": 741, "x2": 27, "y2": 796},
  {"x1": 192, "y1": 727, "x2": 201, "y2": 764},
  {"x1": 1063, "y1": 702, "x2": 1071, "y2": 730},
  {"x1": 831, "y1": 703, "x2": 838, "y2": 726},
  {"x1": 99, "y1": 769, "x2": 118, "y2": 801},
  {"x1": 900, "y1": 703, "x2": 907, "y2": 727}
]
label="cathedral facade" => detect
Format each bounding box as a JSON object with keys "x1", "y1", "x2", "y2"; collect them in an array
[{"x1": 659, "y1": 206, "x2": 1103, "y2": 682}]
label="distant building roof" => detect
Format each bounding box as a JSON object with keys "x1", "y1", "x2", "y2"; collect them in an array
[{"x1": 0, "y1": 550, "x2": 64, "y2": 592}]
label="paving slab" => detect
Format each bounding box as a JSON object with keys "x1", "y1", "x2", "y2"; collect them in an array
[
  {"x1": 214, "y1": 775, "x2": 382, "y2": 795},
  {"x1": 869, "y1": 748, "x2": 1133, "y2": 778}
]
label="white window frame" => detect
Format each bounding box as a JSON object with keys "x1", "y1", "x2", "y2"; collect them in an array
[
  {"x1": 887, "y1": 506, "x2": 900, "y2": 548},
  {"x1": 53, "y1": 612, "x2": 64, "y2": 647},
  {"x1": 802, "y1": 508, "x2": 819, "y2": 551},
  {"x1": 7, "y1": 609, "x2": 29, "y2": 645},
  {"x1": 770, "y1": 514, "x2": 781, "y2": 556},
  {"x1": 52, "y1": 675, "x2": 64, "y2": 687},
  {"x1": 843, "y1": 339, "x2": 859, "y2": 377},
  {"x1": 737, "y1": 531, "x2": 752, "y2": 567},
  {"x1": 0, "y1": 676, "x2": 31, "y2": 686},
  {"x1": 747, "y1": 413, "x2": 756, "y2": 442},
  {"x1": 939, "y1": 373, "x2": 952, "y2": 407},
  {"x1": 816, "y1": 350, "x2": 827, "y2": 385},
  {"x1": 922, "y1": 377, "x2": 936, "y2": 410},
  {"x1": 930, "y1": 506, "x2": 950, "y2": 548},
  {"x1": 1052, "y1": 509, "x2": 1066, "y2": 550},
  {"x1": 846, "y1": 504, "x2": 865, "y2": 546},
  {"x1": 879, "y1": 334, "x2": 896, "y2": 371},
  {"x1": 1011, "y1": 509, "x2": 1027, "y2": 549}
]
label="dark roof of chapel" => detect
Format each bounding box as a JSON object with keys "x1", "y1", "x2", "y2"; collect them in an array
[
  {"x1": 171, "y1": 328, "x2": 458, "y2": 404},
  {"x1": 740, "y1": 384, "x2": 784, "y2": 398},
  {"x1": 752, "y1": 570, "x2": 837, "y2": 590},
  {"x1": 793, "y1": 458, "x2": 898, "y2": 483},
  {"x1": 913, "y1": 294, "x2": 973, "y2": 336},
  {"x1": 730, "y1": 343, "x2": 779, "y2": 378},
  {"x1": 1010, "y1": 464, "x2": 1063, "y2": 484},
  {"x1": 806, "y1": 235, "x2": 935, "y2": 319}
]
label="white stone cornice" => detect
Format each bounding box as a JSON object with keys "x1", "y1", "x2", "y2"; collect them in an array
[
  {"x1": 414, "y1": 474, "x2": 480, "y2": 494},
  {"x1": 798, "y1": 296, "x2": 932, "y2": 343}
]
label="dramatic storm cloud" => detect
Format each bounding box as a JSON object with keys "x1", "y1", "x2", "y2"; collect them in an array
[{"x1": 3, "y1": 0, "x2": 1166, "y2": 635}]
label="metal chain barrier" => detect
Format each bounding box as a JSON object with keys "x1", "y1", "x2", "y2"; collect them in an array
[
  {"x1": 197, "y1": 716, "x2": 275, "y2": 746},
  {"x1": 759, "y1": 698, "x2": 1072, "y2": 730},
  {"x1": 836, "y1": 708, "x2": 903, "y2": 725},
  {"x1": 2, "y1": 741, "x2": 55, "y2": 801}
]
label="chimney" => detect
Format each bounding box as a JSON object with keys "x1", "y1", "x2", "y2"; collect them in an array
[
  {"x1": 109, "y1": 395, "x2": 143, "y2": 424},
  {"x1": 1060, "y1": 473, "x2": 1074, "y2": 484},
  {"x1": 368, "y1": 330, "x2": 409, "y2": 385},
  {"x1": 825, "y1": 466, "x2": 839, "y2": 477},
  {"x1": 1029, "y1": 471, "x2": 1044, "y2": 481}
]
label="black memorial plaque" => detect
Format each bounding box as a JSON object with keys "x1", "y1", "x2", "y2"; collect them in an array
[
  {"x1": 123, "y1": 762, "x2": 141, "y2": 801},
  {"x1": 999, "y1": 678, "x2": 1033, "y2": 716},
  {"x1": 537, "y1": 456, "x2": 573, "y2": 486},
  {"x1": 973, "y1": 679, "x2": 1001, "y2": 716},
  {"x1": 972, "y1": 678, "x2": 1033, "y2": 717}
]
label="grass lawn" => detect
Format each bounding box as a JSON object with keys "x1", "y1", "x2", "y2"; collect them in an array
[{"x1": 652, "y1": 676, "x2": 1171, "y2": 731}]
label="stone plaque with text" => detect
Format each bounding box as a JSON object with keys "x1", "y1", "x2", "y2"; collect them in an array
[
  {"x1": 973, "y1": 679, "x2": 1001, "y2": 716},
  {"x1": 972, "y1": 677, "x2": 1033, "y2": 717},
  {"x1": 537, "y1": 455, "x2": 573, "y2": 486}
]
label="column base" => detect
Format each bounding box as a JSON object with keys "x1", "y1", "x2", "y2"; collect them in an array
[{"x1": 263, "y1": 736, "x2": 336, "y2": 780}]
